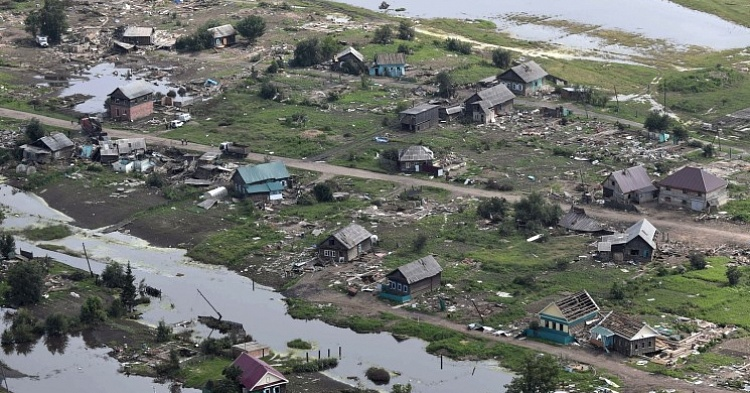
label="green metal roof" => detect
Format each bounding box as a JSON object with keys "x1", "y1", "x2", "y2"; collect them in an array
[
  {"x1": 236, "y1": 161, "x2": 290, "y2": 185},
  {"x1": 244, "y1": 181, "x2": 285, "y2": 195}
]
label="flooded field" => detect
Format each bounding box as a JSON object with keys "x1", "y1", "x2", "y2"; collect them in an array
[
  {"x1": 0, "y1": 184, "x2": 515, "y2": 392},
  {"x1": 337, "y1": 0, "x2": 750, "y2": 50}
]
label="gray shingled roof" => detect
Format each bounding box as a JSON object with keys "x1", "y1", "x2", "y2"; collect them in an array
[
  {"x1": 208, "y1": 24, "x2": 236, "y2": 38},
  {"x1": 335, "y1": 47, "x2": 364, "y2": 63},
  {"x1": 553, "y1": 290, "x2": 599, "y2": 322},
  {"x1": 659, "y1": 166, "x2": 727, "y2": 193},
  {"x1": 393, "y1": 255, "x2": 442, "y2": 284},
  {"x1": 331, "y1": 223, "x2": 373, "y2": 250},
  {"x1": 559, "y1": 207, "x2": 604, "y2": 233},
  {"x1": 398, "y1": 145, "x2": 434, "y2": 162},
  {"x1": 607, "y1": 165, "x2": 655, "y2": 194},
  {"x1": 503, "y1": 61, "x2": 548, "y2": 83},
  {"x1": 474, "y1": 84, "x2": 515, "y2": 107},
  {"x1": 37, "y1": 132, "x2": 74, "y2": 151},
  {"x1": 374, "y1": 53, "x2": 406, "y2": 65},
  {"x1": 123, "y1": 26, "x2": 154, "y2": 38},
  {"x1": 400, "y1": 103, "x2": 438, "y2": 115},
  {"x1": 110, "y1": 80, "x2": 155, "y2": 100},
  {"x1": 600, "y1": 218, "x2": 656, "y2": 250}
]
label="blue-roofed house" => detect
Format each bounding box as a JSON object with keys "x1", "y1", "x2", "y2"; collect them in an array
[
  {"x1": 231, "y1": 161, "x2": 290, "y2": 202},
  {"x1": 527, "y1": 290, "x2": 600, "y2": 344}
]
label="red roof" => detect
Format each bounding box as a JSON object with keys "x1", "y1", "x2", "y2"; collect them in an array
[
  {"x1": 659, "y1": 166, "x2": 727, "y2": 193},
  {"x1": 231, "y1": 352, "x2": 288, "y2": 391}
]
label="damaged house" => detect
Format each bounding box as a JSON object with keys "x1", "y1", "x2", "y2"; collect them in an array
[
  {"x1": 397, "y1": 145, "x2": 440, "y2": 174},
  {"x1": 399, "y1": 103, "x2": 440, "y2": 131},
  {"x1": 98, "y1": 138, "x2": 147, "y2": 164},
  {"x1": 658, "y1": 166, "x2": 728, "y2": 212},
  {"x1": 559, "y1": 206, "x2": 608, "y2": 234},
  {"x1": 108, "y1": 80, "x2": 155, "y2": 122},
  {"x1": 231, "y1": 161, "x2": 290, "y2": 202},
  {"x1": 380, "y1": 255, "x2": 442, "y2": 303},
  {"x1": 21, "y1": 132, "x2": 75, "y2": 164},
  {"x1": 231, "y1": 352, "x2": 288, "y2": 393},
  {"x1": 121, "y1": 26, "x2": 155, "y2": 46},
  {"x1": 529, "y1": 290, "x2": 600, "y2": 344},
  {"x1": 333, "y1": 47, "x2": 366, "y2": 74},
  {"x1": 497, "y1": 61, "x2": 548, "y2": 96},
  {"x1": 317, "y1": 223, "x2": 375, "y2": 263},
  {"x1": 597, "y1": 219, "x2": 656, "y2": 263},
  {"x1": 207, "y1": 24, "x2": 237, "y2": 48},
  {"x1": 463, "y1": 84, "x2": 515, "y2": 124},
  {"x1": 602, "y1": 165, "x2": 658, "y2": 205},
  {"x1": 590, "y1": 312, "x2": 661, "y2": 357}
]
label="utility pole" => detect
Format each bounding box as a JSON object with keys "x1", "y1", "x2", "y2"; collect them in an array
[
  {"x1": 82, "y1": 243, "x2": 94, "y2": 278},
  {"x1": 613, "y1": 85, "x2": 620, "y2": 113}
]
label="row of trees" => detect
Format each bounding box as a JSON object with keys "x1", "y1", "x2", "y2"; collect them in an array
[{"x1": 477, "y1": 193, "x2": 563, "y2": 233}]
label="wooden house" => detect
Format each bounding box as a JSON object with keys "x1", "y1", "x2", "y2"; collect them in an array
[
  {"x1": 21, "y1": 132, "x2": 75, "y2": 163},
  {"x1": 597, "y1": 219, "x2": 656, "y2": 263},
  {"x1": 498, "y1": 61, "x2": 548, "y2": 96},
  {"x1": 658, "y1": 166, "x2": 728, "y2": 212},
  {"x1": 380, "y1": 256, "x2": 442, "y2": 303},
  {"x1": 231, "y1": 161, "x2": 290, "y2": 202},
  {"x1": 369, "y1": 53, "x2": 406, "y2": 78},
  {"x1": 590, "y1": 312, "x2": 661, "y2": 357},
  {"x1": 463, "y1": 84, "x2": 515, "y2": 124},
  {"x1": 439, "y1": 106, "x2": 463, "y2": 122},
  {"x1": 399, "y1": 103, "x2": 439, "y2": 131},
  {"x1": 317, "y1": 223, "x2": 374, "y2": 263},
  {"x1": 602, "y1": 165, "x2": 658, "y2": 205},
  {"x1": 108, "y1": 80, "x2": 155, "y2": 122},
  {"x1": 529, "y1": 290, "x2": 600, "y2": 344},
  {"x1": 334, "y1": 47, "x2": 366, "y2": 74},
  {"x1": 207, "y1": 24, "x2": 237, "y2": 48},
  {"x1": 397, "y1": 145, "x2": 435, "y2": 172},
  {"x1": 232, "y1": 352, "x2": 288, "y2": 393},
  {"x1": 121, "y1": 26, "x2": 154, "y2": 46}
]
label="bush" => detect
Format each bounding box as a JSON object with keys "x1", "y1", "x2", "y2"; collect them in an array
[
  {"x1": 80, "y1": 296, "x2": 106, "y2": 325},
  {"x1": 477, "y1": 197, "x2": 508, "y2": 222},
  {"x1": 689, "y1": 253, "x2": 707, "y2": 270},
  {"x1": 371, "y1": 25, "x2": 394, "y2": 44},
  {"x1": 107, "y1": 298, "x2": 126, "y2": 318},
  {"x1": 7, "y1": 261, "x2": 45, "y2": 306},
  {"x1": 145, "y1": 173, "x2": 165, "y2": 189},
  {"x1": 288, "y1": 358, "x2": 338, "y2": 373},
  {"x1": 44, "y1": 313, "x2": 68, "y2": 336},
  {"x1": 366, "y1": 367, "x2": 391, "y2": 385},
  {"x1": 259, "y1": 82, "x2": 279, "y2": 100},
  {"x1": 610, "y1": 282, "x2": 625, "y2": 300},
  {"x1": 101, "y1": 262, "x2": 126, "y2": 288},
  {"x1": 491, "y1": 48, "x2": 512, "y2": 68},
  {"x1": 727, "y1": 265, "x2": 742, "y2": 286},
  {"x1": 313, "y1": 183, "x2": 334, "y2": 202},
  {"x1": 513, "y1": 274, "x2": 536, "y2": 288},
  {"x1": 235, "y1": 15, "x2": 266, "y2": 43},
  {"x1": 397, "y1": 21, "x2": 415, "y2": 41},
  {"x1": 287, "y1": 338, "x2": 313, "y2": 349},
  {"x1": 513, "y1": 192, "x2": 563, "y2": 232},
  {"x1": 412, "y1": 233, "x2": 428, "y2": 252},
  {"x1": 156, "y1": 320, "x2": 173, "y2": 343},
  {"x1": 444, "y1": 38, "x2": 472, "y2": 54},
  {"x1": 292, "y1": 37, "x2": 341, "y2": 67}
]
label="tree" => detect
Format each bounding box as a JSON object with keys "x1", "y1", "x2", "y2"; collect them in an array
[
  {"x1": 24, "y1": 0, "x2": 68, "y2": 44},
  {"x1": 397, "y1": 21, "x2": 415, "y2": 41},
  {"x1": 25, "y1": 118, "x2": 45, "y2": 141},
  {"x1": 610, "y1": 282, "x2": 625, "y2": 300},
  {"x1": 412, "y1": 233, "x2": 428, "y2": 252},
  {"x1": 121, "y1": 262, "x2": 137, "y2": 312},
  {"x1": 392, "y1": 384, "x2": 412, "y2": 393},
  {"x1": 672, "y1": 124, "x2": 688, "y2": 141},
  {"x1": 644, "y1": 111, "x2": 671, "y2": 132},
  {"x1": 101, "y1": 262, "x2": 126, "y2": 288},
  {"x1": 80, "y1": 296, "x2": 107, "y2": 325},
  {"x1": 689, "y1": 253, "x2": 707, "y2": 270},
  {"x1": 476, "y1": 197, "x2": 508, "y2": 222},
  {"x1": 292, "y1": 38, "x2": 324, "y2": 67},
  {"x1": 7, "y1": 261, "x2": 45, "y2": 306},
  {"x1": 513, "y1": 192, "x2": 563, "y2": 232},
  {"x1": 156, "y1": 320, "x2": 173, "y2": 343},
  {"x1": 320, "y1": 36, "x2": 342, "y2": 61},
  {"x1": 371, "y1": 25, "x2": 394, "y2": 44},
  {"x1": 727, "y1": 265, "x2": 742, "y2": 286},
  {"x1": 436, "y1": 71, "x2": 455, "y2": 98},
  {"x1": 491, "y1": 48, "x2": 512, "y2": 68},
  {"x1": 313, "y1": 183, "x2": 334, "y2": 202},
  {"x1": 702, "y1": 144, "x2": 715, "y2": 158},
  {"x1": 505, "y1": 354, "x2": 561, "y2": 393},
  {"x1": 0, "y1": 232, "x2": 15, "y2": 258},
  {"x1": 235, "y1": 15, "x2": 266, "y2": 43},
  {"x1": 44, "y1": 313, "x2": 68, "y2": 336}
]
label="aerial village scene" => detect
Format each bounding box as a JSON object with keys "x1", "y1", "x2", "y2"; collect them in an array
[{"x1": 5, "y1": 0, "x2": 750, "y2": 392}]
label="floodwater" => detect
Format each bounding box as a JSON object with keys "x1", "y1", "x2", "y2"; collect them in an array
[
  {"x1": 335, "y1": 0, "x2": 750, "y2": 51},
  {"x1": 0, "y1": 184, "x2": 515, "y2": 393},
  {"x1": 57, "y1": 62, "x2": 178, "y2": 115}
]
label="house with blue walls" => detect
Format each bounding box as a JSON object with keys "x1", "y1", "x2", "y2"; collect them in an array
[
  {"x1": 498, "y1": 61, "x2": 548, "y2": 96},
  {"x1": 369, "y1": 53, "x2": 406, "y2": 78},
  {"x1": 528, "y1": 290, "x2": 600, "y2": 344}
]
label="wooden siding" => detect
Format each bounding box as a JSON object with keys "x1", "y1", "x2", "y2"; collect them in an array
[
  {"x1": 399, "y1": 107, "x2": 439, "y2": 131},
  {"x1": 317, "y1": 236, "x2": 372, "y2": 263},
  {"x1": 385, "y1": 271, "x2": 441, "y2": 296},
  {"x1": 605, "y1": 237, "x2": 654, "y2": 263},
  {"x1": 611, "y1": 336, "x2": 656, "y2": 357}
]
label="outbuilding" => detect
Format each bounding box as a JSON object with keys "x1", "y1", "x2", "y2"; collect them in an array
[{"x1": 399, "y1": 103, "x2": 439, "y2": 131}]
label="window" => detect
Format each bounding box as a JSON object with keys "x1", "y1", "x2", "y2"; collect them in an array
[
  {"x1": 328, "y1": 239, "x2": 335, "y2": 246},
  {"x1": 396, "y1": 283, "x2": 402, "y2": 291},
  {"x1": 630, "y1": 249, "x2": 639, "y2": 256},
  {"x1": 323, "y1": 250, "x2": 337, "y2": 257},
  {"x1": 263, "y1": 389, "x2": 270, "y2": 393},
  {"x1": 665, "y1": 187, "x2": 671, "y2": 191},
  {"x1": 273, "y1": 387, "x2": 280, "y2": 393},
  {"x1": 390, "y1": 281, "x2": 396, "y2": 289},
  {"x1": 403, "y1": 285, "x2": 409, "y2": 293}
]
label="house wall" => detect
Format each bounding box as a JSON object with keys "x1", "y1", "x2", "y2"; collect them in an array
[
  {"x1": 399, "y1": 107, "x2": 439, "y2": 131},
  {"x1": 612, "y1": 336, "x2": 656, "y2": 357},
  {"x1": 369, "y1": 64, "x2": 405, "y2": 77},
  {"x1": 122, "y1": 35, "x2": 152, "y2": 46},
  {"x1": 398, "y1": 160, "x2": 431, "y2": 172},
  {"x1": 318, "y1": 237, "x2": 372, "y2": 263},
  {"x1": 659, "y1": 186, "x2": 727, "y2": 211},
  {"x1": 51, "y1": 146, "x2": 75, "y2": 160},
  {"x1": 500, "y1": 78, "x2": 543, "y2": 96},
  {"x1": 110, "y1": 100, "x2": 154, "y2": 121},
  {"x1": 246, "y1": 383, "x2": 286, "y2": 393},
  {"x1": 608, "y1": 237, "x2": 654, "y2": 263},
  {"x1": 385, "y1": 274, "x2": 441, "y2": 297}
]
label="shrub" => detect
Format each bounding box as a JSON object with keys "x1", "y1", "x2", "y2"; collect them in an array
[
  {"x1": 156, "y1": 320, "x2": 173, "y2": 343},
  {"x1": 145, "y1": 173, "x2": 165, "y2": 189},
  {"x1": 366, "y1": 367, "x2": 390, "y2": 385},
  {"x1": 287, "y1": 338, "x2": 313, "y2": 349},
  {"x1": 491, "y1": 48, "x2": 512, "y2": 68},
  {"x1": 476, "y1": 197, "x2": 508, "y2": 222},
  {"x1": 259, "y1": 82, "x2": 279, "y2": 100},
  {"x1": 288, "y1": 357, "x2": 338, "y2": 373},
  {"x1": 101, "y1": 262, "x2": 126, "y2": 288},
  {"x1": 689, "y1": 253, "x2": 707, "y2": 270},
  {"x1": 235, "y1": 15, "x2": 266, "y2": 43},
  {"x1": 727, "y1": 265, "x2": 742, "y2": 286},
  {"x1": 44, "y1": 313, "x2": 68, "y2": 336},
  {"x1": 412, "y1": 233, "x2": 428, "y2": 252},
  {"x1": 80, "y1": 296, "x2": 106, "y2": 325},
  {"x1": 371, "y1": 25, "x2": 394, "y2": 44},
  {"x1": 7, "y1": 261, "x2": 45, "y2": 306},
  {"x1": 444, "y1": 38, "x2": 472, "y2": 54},
  {"x1": 313, "y1": 183, "x2": 333, "y2": 202},
  {"x1": 397, "y1": 21, "x2": 415, "y2": 41}
]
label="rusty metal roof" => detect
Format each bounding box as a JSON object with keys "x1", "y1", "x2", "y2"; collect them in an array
[{"x1": 659, "y1": 166, "x2": 727, "y2": 193}]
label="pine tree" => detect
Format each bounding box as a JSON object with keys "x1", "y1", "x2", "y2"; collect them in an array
[{"x1": 121, "y1": 262, "x2": 137, "y2": 312}]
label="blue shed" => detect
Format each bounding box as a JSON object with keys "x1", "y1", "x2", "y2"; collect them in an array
[{"x1": 369, "y1": 53, "x2": 406, "y2": 78}]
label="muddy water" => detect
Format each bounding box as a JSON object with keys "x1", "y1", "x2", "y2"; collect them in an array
[
  {"x1": 0, "y1": 184, "x2": 514, "y2": 393},
  {"x1": 336, "y1": 0, "x2": 750, "y2": 50}
]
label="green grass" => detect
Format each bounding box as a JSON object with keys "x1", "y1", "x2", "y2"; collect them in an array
[
  {"x1": 186, "y1": 223, "x2": 285, "y2": 267},
  {"x1": 724, "y1": 199, "x2": 750, "y2": 222},
  {"x1": 670, "y1": 0, "x2": 750, "y2": 29},
  {"x1": 286, "y1": 338, "x2": 313, "y2": 350},
  {"x1": 21, "y1": 224, "x2": 72, "y2": 241},
  {"x1": 180, "y1": 356, "x2": 231, "y2": 388}
]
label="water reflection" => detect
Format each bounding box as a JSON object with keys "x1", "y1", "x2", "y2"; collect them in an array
[{"x1": 43, "y1": 334, "x2": 69, "y2": 355}]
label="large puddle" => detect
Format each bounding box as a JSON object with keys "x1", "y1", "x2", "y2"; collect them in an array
[
  {"x1": 0, "y1": 184, "x2": 515, "y2": 392},
  {"x1": 335, "y1": 0, "x2": 750, "y2": 51},
  {"x1": 57, "y1": 62, "x2": 179, "y2": 115}
]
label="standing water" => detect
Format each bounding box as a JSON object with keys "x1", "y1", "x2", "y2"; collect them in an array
[{"x1": 0, "y1": 184, "x2": 515, "y2": 393}]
